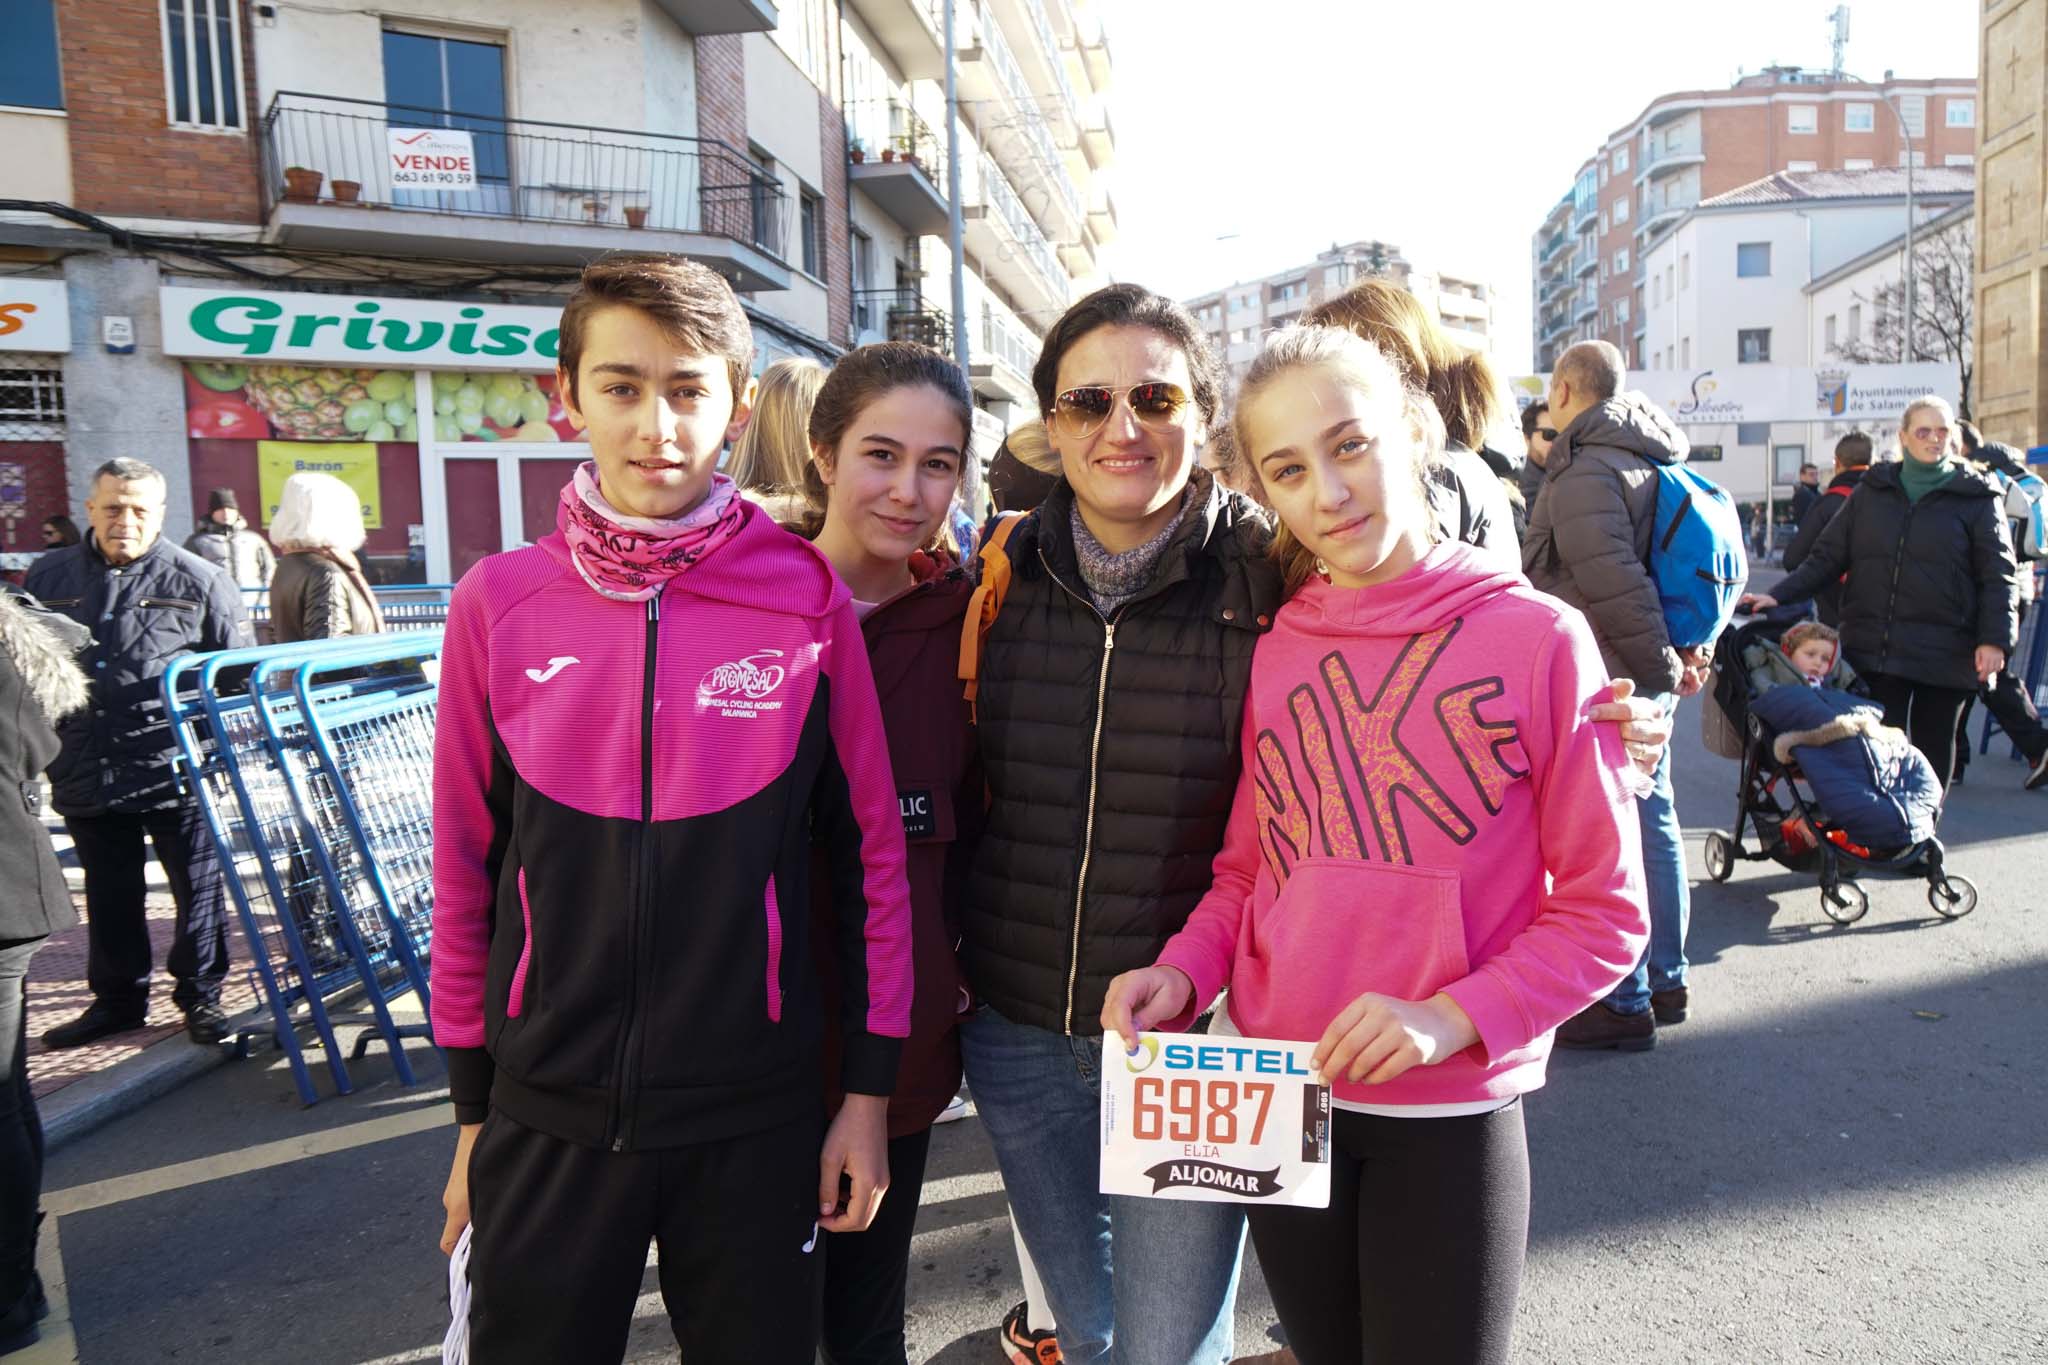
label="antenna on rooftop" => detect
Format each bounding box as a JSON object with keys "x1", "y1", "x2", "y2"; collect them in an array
[{"x1": 1828, "y1": 5, "x2": 1851, "y2": 78}]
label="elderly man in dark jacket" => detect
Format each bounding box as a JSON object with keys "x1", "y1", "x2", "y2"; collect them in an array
[
  {"x1": 23, "y1": 459, "x2": 252, "y2": 1048},
  {"x1": 1523, "y1": 341, "x2": 1700, "y2": 1054}
]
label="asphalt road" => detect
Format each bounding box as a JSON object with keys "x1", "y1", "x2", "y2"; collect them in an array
[{"x1": 33, "y1": 687, "x2": 2048, "y2": 1364}]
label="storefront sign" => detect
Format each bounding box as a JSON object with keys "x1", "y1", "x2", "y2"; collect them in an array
[
  {"x1": 258, "y1": 441, "x2": 383, "y2": 529},
  {"x1": 0, "y1": 281, "x2": 70, "y2": 353},
  {"x1": 387, "y1": 127, "x2": 477, "y2": 189},
  {"x1": 1511, "y1": 363, "x2": 1959, "y2": 427},
  {"x1": 162, "y1": 286, "x2": 561, "y2": 372},
  {"x1": 1100, "y1": 1031, "x2": 1331, "y2": 1209}
]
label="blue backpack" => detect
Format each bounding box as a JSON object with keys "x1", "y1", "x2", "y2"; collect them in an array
[{"x1": 1648, "y1": 463, "x2": 1748, "y2": 649}]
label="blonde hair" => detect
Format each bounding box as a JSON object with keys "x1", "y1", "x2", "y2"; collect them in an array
[
  {"x1": 1004, "y1": 417, "x2": 1059, "y2": 475},
  {"x1": 1900, "y1": 394, "x2": 1956, "y2": 436},
  {"x1": 269, "y1": 471, "x2": 366, "y2": 553},
  {"x1": 1306, "y1": 279, "x2": 1510, "y2": 451},
  {"x1": 727, "y1": 357, "x2": 827, "y2": 496},
  {"x1": 1233, "y1": 325, "x2": 1447, "y2": 595}
]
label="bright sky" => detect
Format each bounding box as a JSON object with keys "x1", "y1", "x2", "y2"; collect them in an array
[{"x1": 1097, "y1": 0, "x2": 1981, "y2": 374}]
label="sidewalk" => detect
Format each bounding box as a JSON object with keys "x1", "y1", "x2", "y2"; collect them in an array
[{"x1": 25, "y1": 815, "x2": 261, "y2": 1118}]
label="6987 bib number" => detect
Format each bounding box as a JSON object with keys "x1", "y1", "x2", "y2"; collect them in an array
[{"x1": 1100, "y1": 1032, "x2": 1331, "y2": 1208}]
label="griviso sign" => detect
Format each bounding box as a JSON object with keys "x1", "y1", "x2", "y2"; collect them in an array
[{"x1": 160, "y1": 286, "x2": 561, "y2": 372}]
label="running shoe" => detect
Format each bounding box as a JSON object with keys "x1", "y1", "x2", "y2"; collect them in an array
[
  {"x1": 999, "y1": 1299, "x2": 1061, "y2": 1365},
  {"x1": 936, "y1": 1091, "x2": 971, "y2": 1124}
]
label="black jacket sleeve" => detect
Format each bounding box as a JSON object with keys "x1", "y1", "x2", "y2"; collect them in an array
[
  {"x1": 1971, "y1": 499, "x2": 2021, "y2": 654},
  {"x1": 1781, "y1": 491, "x2": 1844, "y2": 573},
  {"x1": 1770, "y1": 486, "x2": 1858, "y2": 606},
  {"x1": 199, "y1": 563, "x2": 256, "y2": 652}
]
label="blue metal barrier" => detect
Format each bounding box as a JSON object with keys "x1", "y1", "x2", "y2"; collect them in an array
[
  {"x1": 241, "y1": 583, "x2": 455, "y2": 631},
  {"x1": 164, "y1": 631, "x2": 444, "y2": 1105}
]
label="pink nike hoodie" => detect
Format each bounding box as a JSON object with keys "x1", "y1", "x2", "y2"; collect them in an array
[{"x1": 1156, "y1": 541, "x2": 1649, "y2": 1108}]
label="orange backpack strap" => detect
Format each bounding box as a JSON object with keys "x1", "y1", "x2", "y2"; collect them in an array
[{"x1": 959, "y1": 512, "x2": 1026, "y2": 721}]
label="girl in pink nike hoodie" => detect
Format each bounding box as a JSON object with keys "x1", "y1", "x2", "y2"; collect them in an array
[{"x1": 1103, "y1": 325, "x2": 1648, "y2": 1365}]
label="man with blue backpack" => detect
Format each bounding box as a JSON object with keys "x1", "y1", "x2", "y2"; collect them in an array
[{"x1": 1524, "y1": 341, "x2": 1748, "y2": 1052}]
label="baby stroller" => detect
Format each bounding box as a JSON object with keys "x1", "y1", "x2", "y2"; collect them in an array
[{"x1": 1698, "y1": 609, "x2": 1977, "y2": 924}]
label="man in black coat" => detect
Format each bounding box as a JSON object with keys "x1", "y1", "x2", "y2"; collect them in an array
[
  {"x1": 1782, "y1": 432, "x2": 1873, "y2": 625},
  {"x1": 23, "y1": 459, "x2": 253, "y2": 1047}
]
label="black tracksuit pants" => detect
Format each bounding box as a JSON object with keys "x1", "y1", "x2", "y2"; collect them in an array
[
  {"x1": 466, "y1": 1107, "x2": 825, "y2": 1363},
  {"x1": 64, "y1": 803, "x2": 229, "y2": 1013},
  {"x1": 820, "y1": 1127, "x2": 933, "y2": 1365}
]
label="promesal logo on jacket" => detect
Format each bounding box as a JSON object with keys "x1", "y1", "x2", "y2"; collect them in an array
[{"x1": 699, "y1": 649, "x2": 791, "y2": 718}]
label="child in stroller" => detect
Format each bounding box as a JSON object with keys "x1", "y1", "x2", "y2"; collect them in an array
[{"x1": 1699, "y1": 611, "x2": 1976, "y2": 924}]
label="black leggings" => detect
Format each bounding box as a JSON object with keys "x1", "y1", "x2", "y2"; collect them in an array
[
  {"x1": 0, "y1": 938, "x2": 46, "y2": 1311},
  {"x1": 1862, "y1": 672, "x2": 1975, "y2": 791},
  {"x1": 1247, "y1": 1101, "x2": 1529, "y2": 1365},
  {"x1": 820, "y1": 1126, "x2": 933, "y2": 1365}
]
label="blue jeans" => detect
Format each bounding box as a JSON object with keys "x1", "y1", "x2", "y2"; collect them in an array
[
  {"x1": 1606, "y1": 692, "x2": 1689, "y2": 1015},
  {"x1": 960, "y1": 1005, "x2": 1245, "y2": 1365}
]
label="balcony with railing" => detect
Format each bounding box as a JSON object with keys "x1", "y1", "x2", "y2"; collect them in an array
[
  {"x1": 989, "y1": 0, "x2": 1080, "y2": 126},
  {"x1": 852, "y1": 287, "x2": 951, "y2": 351},
  {"x1": 1540, "y1": 230, "x2": 1569, "y2": 262},
  {"x1": 963, "y1": 154, "x2": 1069, "y2": 322},
  {"x1": 1573, "y1": 246, "x2": 1599, "y2": 279},
  {"x1": 971, "y1": 295, "x2": 1039, "y2": 406},
  {"x1": 1636, "y1": 135, "x2": 1705, "y2": 182},
  {"x1": 959, "y1": 5, "x2": 1086, "y2": 240},
  {"x1": 256, "y1": 93, "x2": 790, "y2": 289},
  {"x1": 845, "y1": 98, "x2": 951, "y2": 237},
  {"x1": 843, "y1": 0, "x2": 947, "y2": 80}
]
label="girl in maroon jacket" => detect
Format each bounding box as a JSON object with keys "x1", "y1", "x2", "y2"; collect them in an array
[{"x1": 795, "y1": 343, "x2": 983, "y2": 1365}]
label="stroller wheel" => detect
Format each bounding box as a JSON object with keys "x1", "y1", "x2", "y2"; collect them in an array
[
  {"x1": 1821, "y1": 880, "x2": 1869, "y2": 925},
  {"x1": 1704, "y1": 831, "x2": 1735, "y2": 883},
  {"x1": 1928, "y1": 874, "x2": 1978, "y2": 919}
]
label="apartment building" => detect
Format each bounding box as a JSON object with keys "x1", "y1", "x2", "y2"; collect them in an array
[
  {"x1": 0, "y1": 0, "x2": 1111, "y2": 580},
  {"x1": 1635, "y1": 167, "x2": 1971, "y2": 499},
  {"x1": 1532, "y1": 65, "x2": 1977, "y2": 374},
  {"x1": 1184, "y1": 240, "x2": 1496, "y2": 391},
  {"x1": 1974, "y1": 0, "x2": 2046, "y2": 447}
]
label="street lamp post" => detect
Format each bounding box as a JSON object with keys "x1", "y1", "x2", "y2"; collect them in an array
[{"x1": 1873, "y1": 78, "x2": 1918, "y2": 363}]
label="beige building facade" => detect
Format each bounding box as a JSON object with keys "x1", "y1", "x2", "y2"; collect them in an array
[{"x1": 1975, "y1": 0, "x2": 2046, "y2": 446}]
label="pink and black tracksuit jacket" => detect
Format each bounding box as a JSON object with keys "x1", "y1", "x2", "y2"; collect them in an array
[{"x1": 430, "y1": 504, "x2": 913, "y2": 1152}]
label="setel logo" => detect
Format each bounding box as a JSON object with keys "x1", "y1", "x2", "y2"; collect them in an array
[
  {"x1": 699, "y1": 650, "x2": 789, "y2": 720},
  {"x1": 524, "y1": 654, "x2": 581, "y2": 683}
]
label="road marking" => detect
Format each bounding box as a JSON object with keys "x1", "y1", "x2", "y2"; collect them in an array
[{"x1": 43, "y1": 1105, "x2": 448, "y2": 1217}]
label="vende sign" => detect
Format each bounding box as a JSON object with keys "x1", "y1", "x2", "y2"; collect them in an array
[
  {"x1": 386, "y1": 127, "x2": 476, "y2": 189},
  {"x1": 160, "y1": 286, "x2": 561, "y2": 371},
  {"x1": 0, "y1": 280, "x2": 70, "y2": 354}
]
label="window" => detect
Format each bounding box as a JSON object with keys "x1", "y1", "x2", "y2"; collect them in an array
[
  {"x1": 1615, "y1": 297, "x2": 1630, "y2": 324},
  {"x1": 1679, "y1": 254, "x2": 1689, "y2": 289},
  {"x1": 1824, "y1": 314, "x2": 1837, "y2": 350},
  {"x1": 1651, "y1": 274, "x2": 1662, "y2": 305},
  {"x1": 1844, "y1": 103, "x2": 1874, "y2": 132},
  {"x1": 0, "y1": 363, "x2": 66, "y2": 428},
  {"x1": 1600, "y1": 162, "x2": 1609, "y2": 186},
  {"x1": 1613, "y1": 248, "x2": 1630, "y2": 273},
  {"x1": 1665, "y1": 264, "x2": 1675, "y2": 296},
  {"x1": 1786, "y1": 160, "x2": 1817, "y2": 173},
  {"x1": 163, "y1": 0, "x2": 246, "y2": 129},
  {"x1": 1736, "y1": 422, "x2": 1771, "y2": 446},
  {"x1": 1599, "y1": 209, "x2": 1608, "y2": 235},
  {"x1": 1787, "y1": 103, "x2": 1817, "y2": 135},
  {"x1": 1738, "y1": 328, "x2": 1771, "y2": 363},
  {"x1": 1691, "y1": 443, "x2": 1724, "y2": 462},
  {"x1": 3, "y1": 0, "x2": 63, "y2": 110},
  {"x1": 799, "y1": 189, "x2": 823, "y2": 278},
  {"x1": 1613, "y1": 146, "x2": 1630, "y2": 174},
  {"x1": 1736, "y1": 242, "x2": 1771, "y2": 277},
  {"x1": 1681, "y1": 337, "x2": 1691, "y2": 368},
  {"x1": 1945, "y1": 154, "x2": 1975, "y2": 167},
  {"x1": 1899, "y1": 150, "x2": 1926, "y2": 168},
  {"x1": 851, "y1": 230, "x2": 874, "y2": 331},
  {"x1": 1848, "y1": 303, "x2": 1861, "y2": 339},
  {"x1": 748, "y1": 146, "x2": 779, "y2": 254},
  {"x1": 1613, "y1": 197, "x2": 1630, "y2": 224},
  {"x1": 384, "y1": 29, "x2": 509, "y2": 210},
  {"x1": 1898, "y1": 94, "x2": 1926, "y2": 138},
  {"x1": 1844, "y1": 158, "x2": 1874, "y2": 171},
  {"x1": 1947, "y1": 98, "x2": 1976, "y2": 128}
]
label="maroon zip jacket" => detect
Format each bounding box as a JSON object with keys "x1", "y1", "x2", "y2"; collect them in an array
[{"x1": 811, "y1": 552, "x2": 981, "y2": 1137}]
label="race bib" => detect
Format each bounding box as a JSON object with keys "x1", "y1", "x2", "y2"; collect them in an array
[{"x1": 1099, "y1": 1031, "x2": 1331, "y2": 1208}]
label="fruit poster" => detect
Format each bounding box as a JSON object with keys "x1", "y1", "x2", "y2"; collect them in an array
[
  {"x1": 258, "y1": 442, "x2": 382, "y2": 530},
  {"x1": 182, "y1": 362, "x2": 579, "y2": 444}
]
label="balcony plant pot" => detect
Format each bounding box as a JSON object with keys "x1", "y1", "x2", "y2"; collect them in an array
[
  {"x1": 624, "y1": 206, "x2": 649, "y2": 229},
  {"x1": 881, "y1": 148, "x2": 897, "y2": 163},
  {"x1": 330, "y1": 179, "x2": 362, "y2": 204},
  {"x1": 849, "y1": 142, "x2": 866, "y2": 163},
  {"x1": 282, "y1": 167, "x2": 323, "y2": 204}
]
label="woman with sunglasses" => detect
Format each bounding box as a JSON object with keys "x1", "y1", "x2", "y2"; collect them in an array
[
  {"x1": 1743, "y1": 394, "x2": 2018, "y2": 793},
  {"x1": 957, "y1": 284, "x2": 1670, "y2": 1365}
]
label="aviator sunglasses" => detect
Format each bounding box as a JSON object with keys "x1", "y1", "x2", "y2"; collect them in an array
[{"x1": 1052, "y1": 381, "x2": 1193, "y2": 439}]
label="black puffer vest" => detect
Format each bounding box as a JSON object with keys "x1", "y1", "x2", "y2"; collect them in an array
[{"x1": 963, "y1": 469, "x2": 1283, "y2": 1035}]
